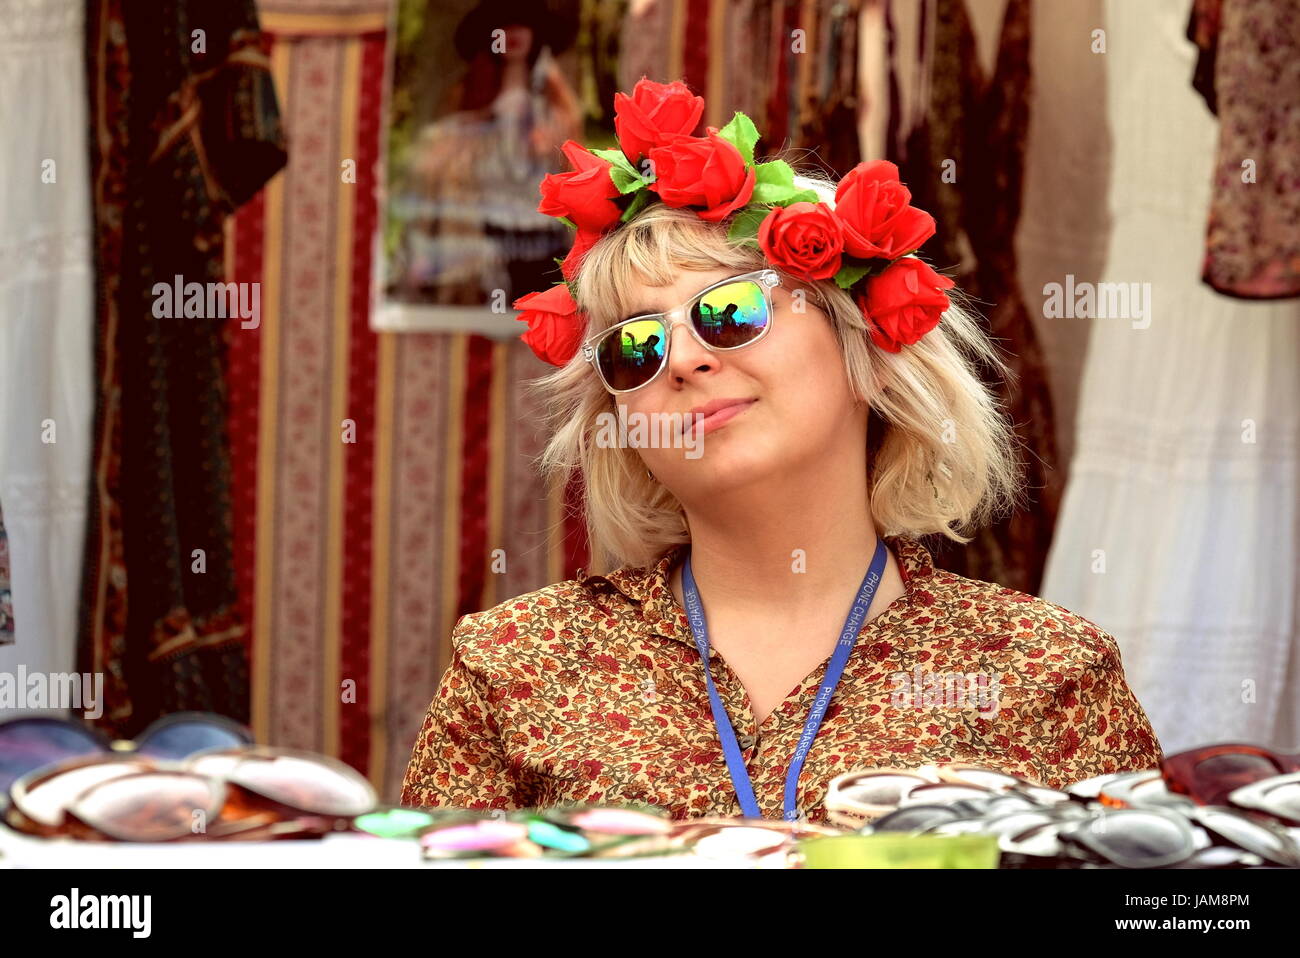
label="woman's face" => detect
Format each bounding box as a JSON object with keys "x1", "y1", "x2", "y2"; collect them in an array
[
  {"x1": 502, "y1": 24, "x2": 534, "y2": 60},
  {"x1": 611, "y1": 267, "x2": 867, "y2": 501}
]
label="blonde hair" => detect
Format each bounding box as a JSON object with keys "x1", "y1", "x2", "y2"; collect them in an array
[{"x1": 528, "y1": 161, "x2": 1027, "y2": 571}]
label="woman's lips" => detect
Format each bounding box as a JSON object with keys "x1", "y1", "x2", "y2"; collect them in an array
[{"x1": 696, "y1": 398, "x2": 756, "y2": 435}]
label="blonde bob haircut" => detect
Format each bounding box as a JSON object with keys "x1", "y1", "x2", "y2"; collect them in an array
[{"x1": 529, "y1": 163, "x2": 1027, "y2": 571}]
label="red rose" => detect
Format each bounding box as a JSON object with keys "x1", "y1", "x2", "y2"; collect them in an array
[
  {"x1": 835, "y1": 160, "x2": 936, "y2": 260},
  {"x1": 613, "y1": 77, "x2": 705, "y2": 163},
  {"x1": 858, "y1": 257, "x2": 955, "y2": 352},
  {"x1": 561, "y1": 228, "x2": 601, "y2": 281},
  {"x1": 513, "y1": 284, "x2": 588, "y2": 366},
  {"x1": 647, "y1": 129, "x2": 755, "y2": 222},
  {"x1": 757, "y1": 202, "x2": 844, "y2": 281},
  {"x1": 537, "y1": 140, "x2": 623, "y2": 232}
]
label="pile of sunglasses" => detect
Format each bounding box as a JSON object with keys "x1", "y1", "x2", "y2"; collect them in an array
[
  {"x1": 1, "y1": 713, "x2": 378, "y2": 842},
  {"x1": 10, "y1": 715, "x2": 1295, "y2": 869},
  {"x1": 0, "y1": 714, "x2": 841, "y2": 863},
  {"x1": 355, "y1": 805, "x2": 844, "y2": 865},
  {"x1": 824, "y1": 746, "x2": 1300, "y2": 869}
]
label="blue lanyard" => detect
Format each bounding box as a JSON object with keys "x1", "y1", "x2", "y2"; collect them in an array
[{"x1": 681, "y1": 538, "x2": 888, "y2": 822}]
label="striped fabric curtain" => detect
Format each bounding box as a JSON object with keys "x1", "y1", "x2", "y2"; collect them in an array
[{"x1": 228, "y1": 0, "x2": 587, "y2": 800}]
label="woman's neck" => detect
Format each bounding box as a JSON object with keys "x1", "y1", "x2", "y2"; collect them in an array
[{"x1": 667, "y1": 458, "x2": 906, "y2": 624}]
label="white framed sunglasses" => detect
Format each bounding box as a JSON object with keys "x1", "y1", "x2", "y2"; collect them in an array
[{"x1": 580, "y1": 268, "x2": 783, "y2": 394}]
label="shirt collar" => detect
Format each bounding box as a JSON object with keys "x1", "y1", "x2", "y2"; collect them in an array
[{"x1": 577, "y1": 534, "x2": 936, "y2": 645}]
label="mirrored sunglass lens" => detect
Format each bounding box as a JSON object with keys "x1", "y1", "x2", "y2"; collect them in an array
[
  {"x1": 135, "y1": 719, "x2": 251, "y2": 760},
  {"x1": 844, "y1": 774, "x2": 929, "y2": 806},
  {"x1": 225, "y1": 755, "x2": 376, "y2": 816},
  {"x1": 421, "y1": 820, "x2": 530, "y2": 855},
  {"x1": 597, "y1": 318, "x2": 667, "y2": 390},
  {"x1": 873, "y1": 805, "x2": 960, "y2": 832},
  {"x1": 20, "y1": 761, "x2": 153, "y2": 827},
  {"x1": 353, "y1": 808, "x2": 439, "y2": 838},
  {"x1": 0, "y1": 719, "x2": 104, "y2": 793},
  {"x1": 1085, "y1": 813, "x2": 1188, "y2": 859},
  {"x1": 77, "y1": 773, "x2": 221, "y2": 841},
  {"x1": 692, "y1": 280, "x2": 769, "y2": 348}
]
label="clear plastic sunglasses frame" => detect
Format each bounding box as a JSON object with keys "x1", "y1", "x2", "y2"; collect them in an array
[{"x1": 580, "y1": 268, "x2": 783, "y2": 394}]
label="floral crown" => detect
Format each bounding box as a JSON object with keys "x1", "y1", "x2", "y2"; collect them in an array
[{"x1": 513, "y1": 77, "x2": 955, "y2": 367}]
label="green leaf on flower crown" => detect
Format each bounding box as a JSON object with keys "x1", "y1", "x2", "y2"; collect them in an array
[
  {"x1": 753, "y1": 159, "x2": 794, "y2": 188},
  {"x1": 613, "y1": 167, "x2": 651, "y2": 193},
  {"x1": 776, "y1": 188, "x2": 821, "y2": 206},
  {"x1": 833, "y1": 262, "x2": 871, "y2": 290},
  {"x1": 591, "y1": 147, "x2": 649, "y2": 194},
  {"x1": 555, "y1": 215, "x2": 577, "y2": 230},
  {"x1": 590, "y1": 147, "x2": 640, "y2": 177},
  {"x1": 750, "y1": 161, "x2": 820, "y2": 206},
  {"x1": 620, "y1": 188, "x2": 655, "y2": 223},
  {"x1": 835, "y1": 257, "x2": 894, "y2": 290},
  {"x1": 716, "y1": 111, "x2": 760, "y2": 166},
  {"x1": 726, "y1": 205, "x2": 769, "y2": 248}
]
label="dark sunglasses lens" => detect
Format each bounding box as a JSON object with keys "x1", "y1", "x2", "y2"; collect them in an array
[
  {"x1": 1073, "y1": 812, "x2": 1191, "y2": 866},
  {"x1": 135, "y1": 717, "x2": 252, "y2": 760},
  {"x1": 1196, "y1": 808, "x2": 1300, "y2": 865},
  {"x1": 1192, "y1": 752, "x2": 1279, "y2": 802},
  {"x1": 0, "y1": 718, "x2": 105, "y2": 793},
  {"x1": 692, "y1": 280, "x2": 769, "y2": 348},
  {"x1": 596, "y1": 318, "x2": 667, "y2": 390},
  {"x1": 872, "y1": 805, "x2": 962, "y2": 832},
  {"x1": 844, "y1": 773, "x2": 929, "y2": 807}
]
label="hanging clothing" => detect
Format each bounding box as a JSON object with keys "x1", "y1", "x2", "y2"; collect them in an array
[
  {"x1": 387, "y1": 57, "x2": 572, "y2": 305},
  {"x1": 890, "y1": 0, "x2": 1063, "y2": 596},
  {"x1": 617, "y1": 1, "x2": 862, "y2": 172},
  {"x1": 793, "y1": 0, "x2": 862, "y2": 175},
  {"x1": 1041, "y1": 0, "x2": 1300, "y2": 754},
  {"x1": 79, "y1": 0, "x2": 286, "y2": 735},
  {"x1": 1187, "y1": 0, "x2": 1300, "y2": 300},
  {"x1": 0, "y1": 0, "x2": 94, "y2": 689}
]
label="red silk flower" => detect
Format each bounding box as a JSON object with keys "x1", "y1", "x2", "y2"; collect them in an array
[
  {"x1": 757, "y1": 202, "x2": 845, "y2": 281},
  {"x1": 858, "y1": 257, "x2": 955, "y2": 352},
  {"x1": 613, "y1": 77, "x2": 705, "y2": 163},
  {"x1": 835, "y1": 160, "x2": 936, "y2": 260},
  {"x1": 513, "y1": 284, "x2": 588, "y2": 366},
  {"x1": 647, "y1": 128, "x2": 756, "y2": 222},
  {"x1": 537, "y1": 140, "x2": 623, "y2": 233},
  {"x1": 561, "y1": 228, "x2": 602, "y2": 281}
]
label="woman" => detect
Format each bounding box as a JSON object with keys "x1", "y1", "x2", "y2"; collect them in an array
[{"x1": 402, "y1": 79, "x2": 1162, "y2": 823}]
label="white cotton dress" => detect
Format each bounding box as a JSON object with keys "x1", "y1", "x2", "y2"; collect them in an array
[
  {"x1": 0, "y1": 0, "x2": 95, "y2": 700},
  {"x1": 1040, "y1": 0, "x2": 1300, "y2": 754}
]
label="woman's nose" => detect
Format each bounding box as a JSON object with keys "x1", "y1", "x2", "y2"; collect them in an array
[{"x1": 665, "y1": 314, "x2": 715, "y2": 380}]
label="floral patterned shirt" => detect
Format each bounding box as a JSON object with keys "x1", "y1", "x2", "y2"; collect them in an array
[{"x1": 401, "y1": 535, "x2": 1163, "y2": 823}]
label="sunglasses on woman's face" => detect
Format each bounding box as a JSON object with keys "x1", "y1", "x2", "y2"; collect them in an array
[{"x1": 581, "y1": 268, "x2": 783, "y2": 394}]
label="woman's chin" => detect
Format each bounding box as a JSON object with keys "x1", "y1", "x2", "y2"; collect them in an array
[{"x1": 664, "y1": 450, "x2": 782, "y2": 491}]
